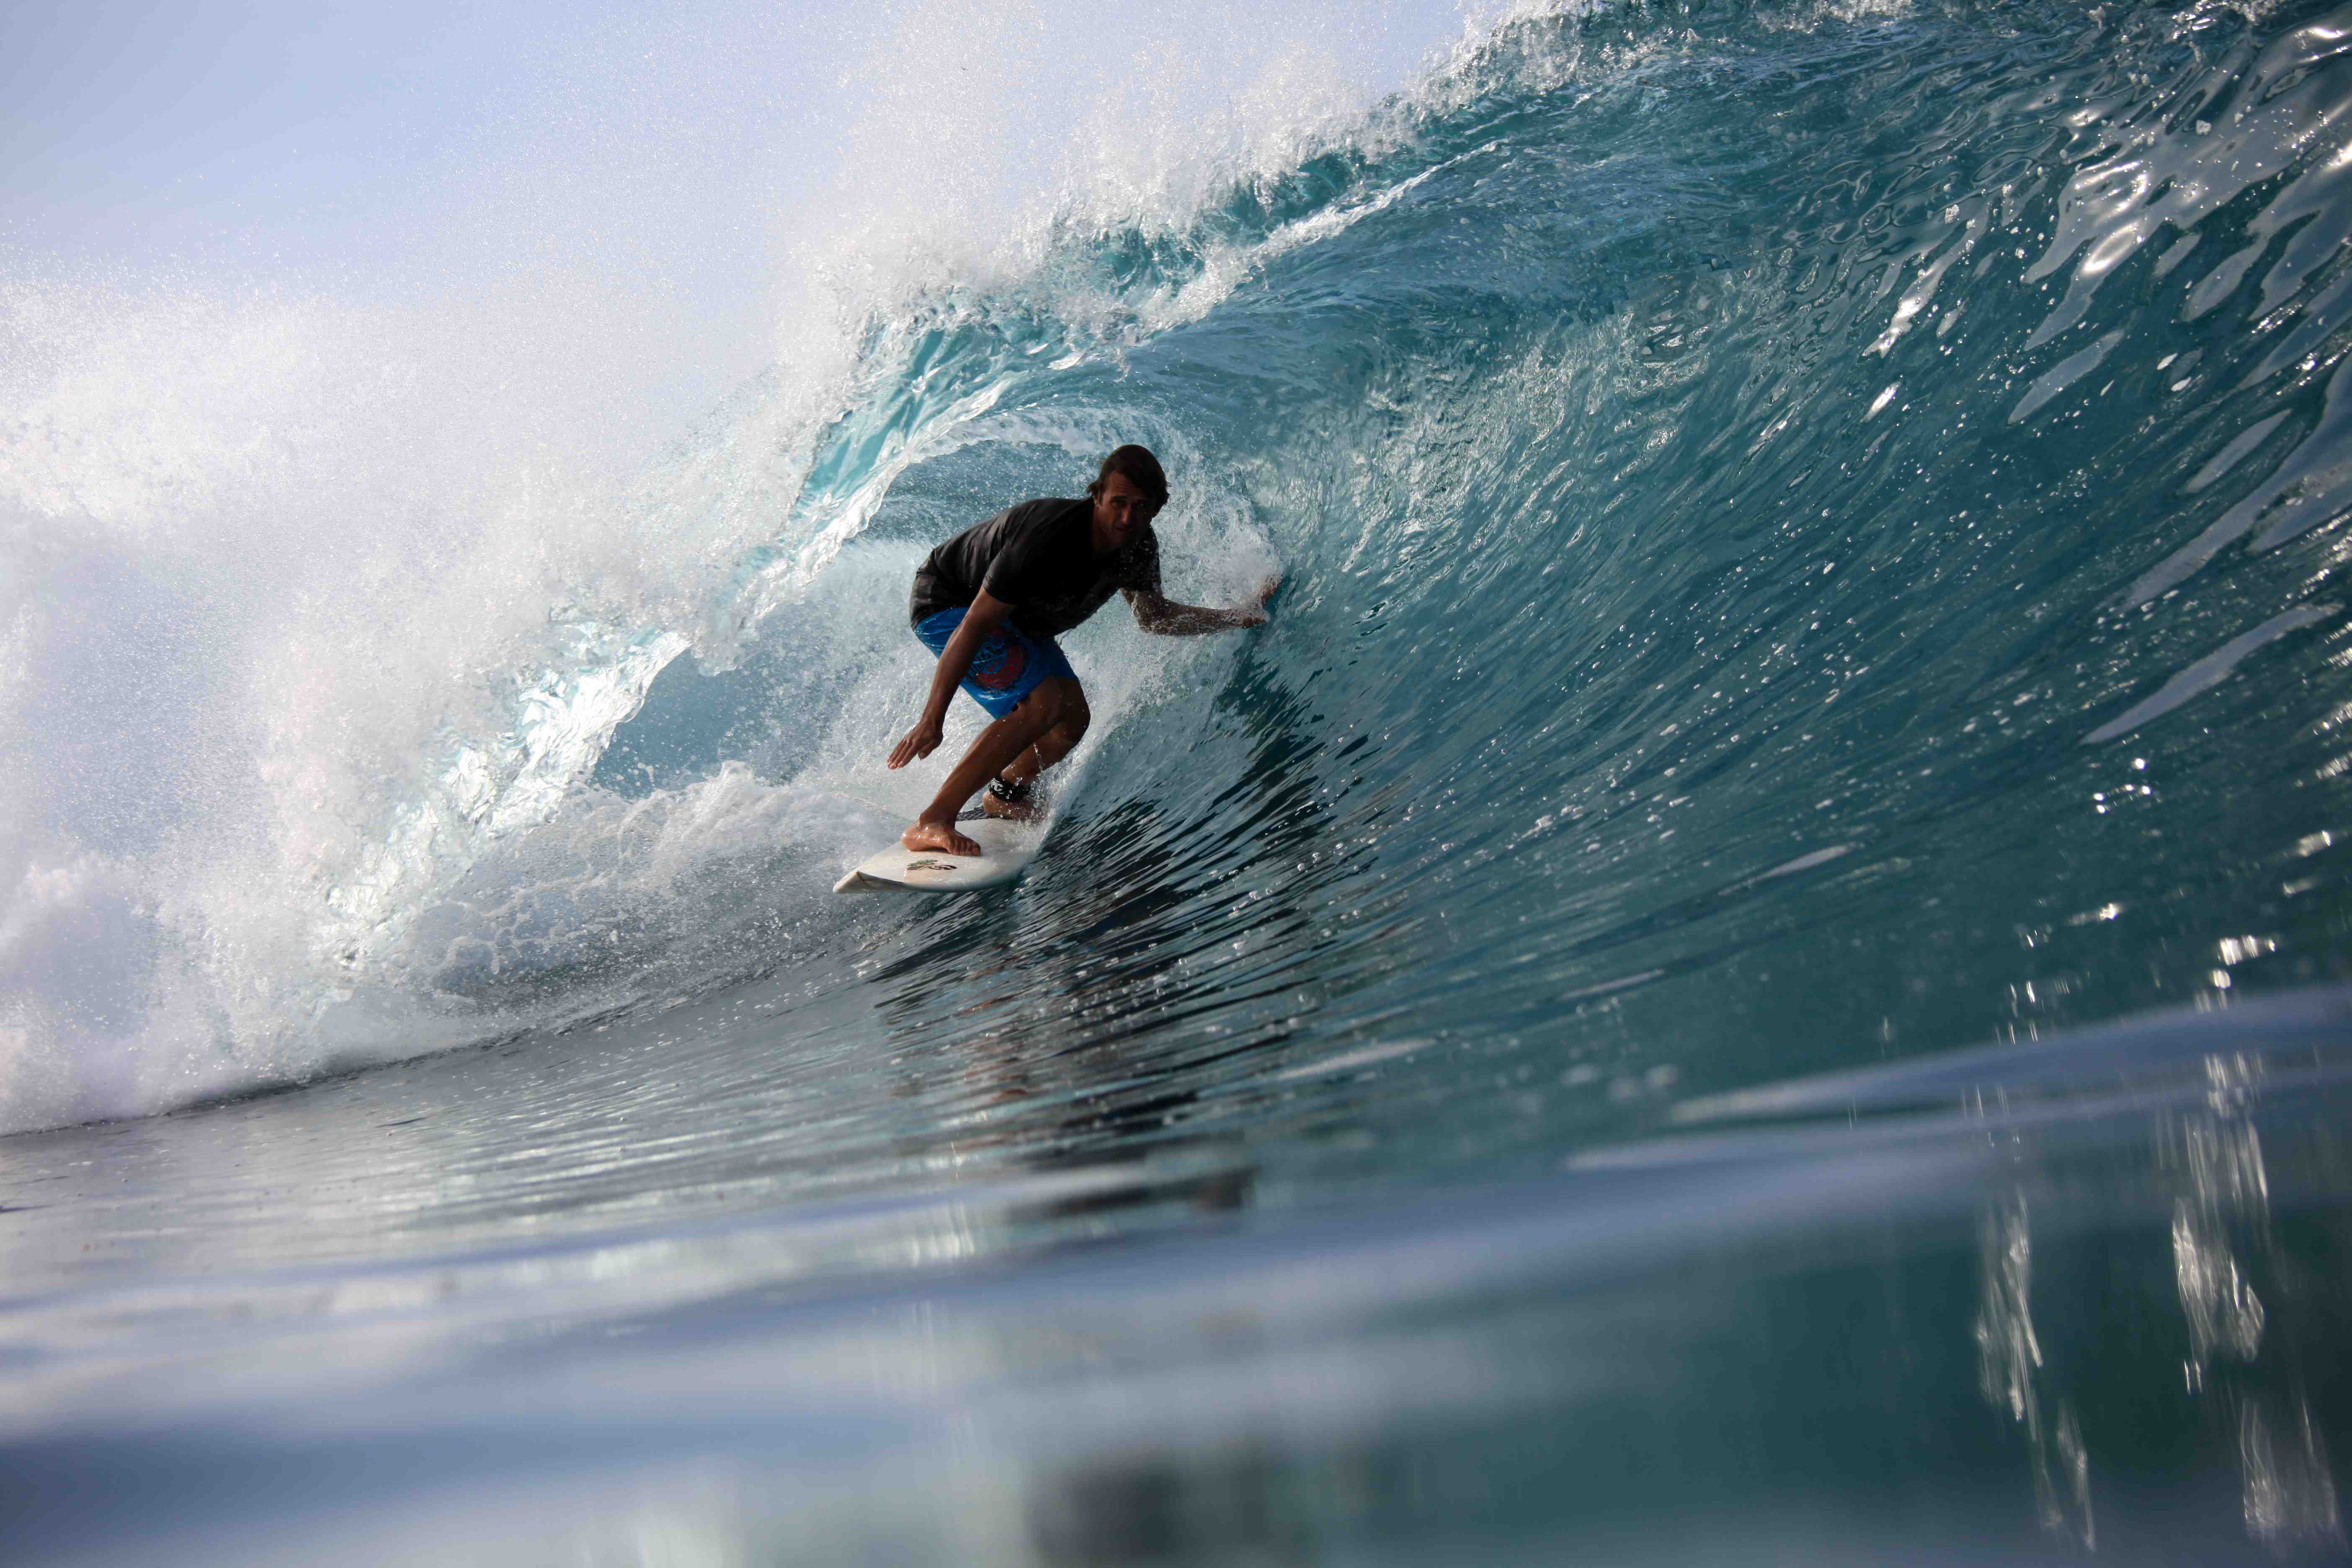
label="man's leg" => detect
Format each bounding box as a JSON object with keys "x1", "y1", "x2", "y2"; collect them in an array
[
  {"x1": 982, "y1": 681, "x2": 1090, "y2": 818},
  {"x1": 902, "y1": 679, "x2": 1069, "y2": 855}
]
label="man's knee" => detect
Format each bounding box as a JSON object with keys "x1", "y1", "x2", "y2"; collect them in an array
[
  {"x1": 1014, "y1": 679, "x2": 1067, "y2": 729},
  {"x1": 1057, "y1": 688, "x2": 1091, "y2": 741}
]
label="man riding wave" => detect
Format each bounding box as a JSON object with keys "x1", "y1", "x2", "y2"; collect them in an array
[{"x1": 887, "y1": 445, "x2": 1279, "y2": 855}]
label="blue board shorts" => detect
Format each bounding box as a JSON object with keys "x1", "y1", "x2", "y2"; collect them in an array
[{"x1": 913, "y1": 608, "x2": 1077, "y2": 720}]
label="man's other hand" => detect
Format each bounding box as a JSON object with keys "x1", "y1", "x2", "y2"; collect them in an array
[{"x1": 888, "y1": 717, "x2": 944, "y2": 769}]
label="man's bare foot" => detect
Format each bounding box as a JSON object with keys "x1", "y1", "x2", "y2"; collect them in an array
[{"x1": 902, "y1": 818, "x2": 980, "y2": 856}]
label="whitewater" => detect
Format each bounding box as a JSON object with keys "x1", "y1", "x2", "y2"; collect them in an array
[{"x1": 5, "y1": 0, "x2": 2352, "y2": 1559}]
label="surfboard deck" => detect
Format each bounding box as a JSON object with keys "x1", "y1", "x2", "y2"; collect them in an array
[{"x1": 832, "y1": 814, "x2": 1043, "y2": 894}]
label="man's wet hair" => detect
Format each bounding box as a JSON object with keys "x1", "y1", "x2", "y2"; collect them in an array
[{"x1": 1089, "y1": 445, "x2": 1169, "y2": 508}]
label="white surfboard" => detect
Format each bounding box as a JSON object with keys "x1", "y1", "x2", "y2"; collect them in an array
[{"x1": 832, "y1": 815, "x2": 1044, "y2": 895}]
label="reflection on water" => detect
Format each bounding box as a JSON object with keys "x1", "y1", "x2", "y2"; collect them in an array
[
  {"x1": 2165, "y1": 1052, "x2": 2344, "y2": 1549},
  {"x1": 2171, "y1": 1059, "x2": 2272, "y2": 1375},
  {"x1": 1966, "y1": 1032, "x2": 2349, "y2": 1558},
  {"x1": 1973, "y1": 1193, "x2": 2094, "y2": 1547}
]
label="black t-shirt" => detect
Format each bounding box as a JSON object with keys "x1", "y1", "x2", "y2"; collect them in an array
[{"x1": 909, "y1": 497, "x2": 1162, "y2": 638}]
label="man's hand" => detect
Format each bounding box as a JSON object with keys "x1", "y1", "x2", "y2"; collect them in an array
[
  {"x1": 1127, "y1": 570, "x2": 1285, "y2": 636},
  {"x1": 1224, "y1": 574, "x2": 1282, "y2": 628},
  {"x1": 888, "y1": 716, "x2": 944, "y2": 769}
]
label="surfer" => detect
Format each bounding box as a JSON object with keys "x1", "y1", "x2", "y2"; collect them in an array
[{"x1": 887, "y1": 444, "x2": 1279, "y2": 855}]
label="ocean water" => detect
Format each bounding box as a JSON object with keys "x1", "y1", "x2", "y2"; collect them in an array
[{"x1": 7, "y1": 0, "x2": 2352, "y2": 1559}]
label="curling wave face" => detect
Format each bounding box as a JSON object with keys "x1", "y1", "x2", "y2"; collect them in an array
[{"x1": 440, "y1": 0, "x2": 2352, "y2": 1121}]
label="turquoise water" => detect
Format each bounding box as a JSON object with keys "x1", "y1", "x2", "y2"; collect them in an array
[{"x1": 7, "y1": 0, "x2": 2352, "y2": 1558}]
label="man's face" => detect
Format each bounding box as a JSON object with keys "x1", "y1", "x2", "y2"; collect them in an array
[{"x1": 1091, "y1": 472, "x2": 1159, "y2": 549}]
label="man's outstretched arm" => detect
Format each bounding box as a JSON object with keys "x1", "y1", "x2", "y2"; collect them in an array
[{"x1": 1126, "y1": 575, "x2": 1282, "y2": 637}]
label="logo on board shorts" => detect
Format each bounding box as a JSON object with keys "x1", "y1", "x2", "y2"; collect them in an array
[{"x1": 970, "y1": 632, "x2": 1029, "y2": 691}]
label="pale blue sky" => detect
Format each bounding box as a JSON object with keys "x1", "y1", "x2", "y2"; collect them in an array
[
  {"x1": 3, "y1": 3, "x2": 823, "y2": 282},
  {"x1": 3, "y1": 2, "x2": 1473, "y2": 423}
]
